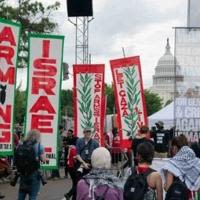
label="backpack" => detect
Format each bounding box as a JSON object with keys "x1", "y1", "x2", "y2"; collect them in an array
[
  {"x1": 165, "y1": 177, "x2": 188, "y2": 200},
  {"x1": 94, "y1": 186, "x2": 109, "y2": 200},
  {"x1": 123, "y1": 167, "x2": 154, "y2": 200},
  {"x1": 83, "y1": 179, "x2": 110, "y2": 200},
  {"x1": 15, "y1": 141, "x2": 40, "y2": 175}
]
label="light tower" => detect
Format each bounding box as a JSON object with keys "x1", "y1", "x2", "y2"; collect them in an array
[{"x1": 66, "y1": 0, "x2": 93, "y2": 64}]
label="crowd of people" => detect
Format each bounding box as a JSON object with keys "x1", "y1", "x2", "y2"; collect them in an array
[{"x1": 0, "y1": 122, "x2": 200, "y2": 199}]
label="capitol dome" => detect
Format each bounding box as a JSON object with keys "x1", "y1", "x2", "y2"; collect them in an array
[
  {"x1": 157, "y1": 40, "x2": 174, "y2": 65},
  {"x1": 150, "y1": 38, "x2": 183, "y2": 105}
]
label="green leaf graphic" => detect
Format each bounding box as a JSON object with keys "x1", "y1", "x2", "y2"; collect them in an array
[
  {"x1": 123, "y1": 66, "x2": 141, "y2": 138},
  {"x1": 78, "y1": 74, "x2": 93, "y2": 130}
]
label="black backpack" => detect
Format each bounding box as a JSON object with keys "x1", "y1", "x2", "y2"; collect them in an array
[
  {"x1": 15, "y1": 141, "x2": 40, "y2": 175},
  {"x1": 123, "y1": 167, "x2": 154, "y2": 200},
  {"x1": 165, "y1": 177, "x2": 188, "y2": 200}
]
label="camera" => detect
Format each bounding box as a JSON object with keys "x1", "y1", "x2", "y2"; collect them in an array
[{"x1": 10, "y1": 171, "x2": 20, "y2": 187}]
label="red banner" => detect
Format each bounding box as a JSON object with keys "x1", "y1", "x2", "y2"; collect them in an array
[
  {"x1": 73, "y1": 64, "x2": 105, "y2": 145},
  {"x1": 110, "y1": 56, "x2": 147, "y2": 148}
]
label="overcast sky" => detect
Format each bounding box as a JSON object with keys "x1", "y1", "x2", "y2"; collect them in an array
[{"x1": 16, "y1": 0, "x2": 188, "y2": 90}]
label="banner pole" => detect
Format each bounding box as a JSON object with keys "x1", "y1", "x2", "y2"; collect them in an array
[{"x1": 122, "y1": 47, "x2": 126, "y2": 58}]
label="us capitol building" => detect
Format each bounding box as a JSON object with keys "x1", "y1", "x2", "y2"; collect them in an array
[{"x1": 150, "y1": 38, "x2": 183, "y2": 105}]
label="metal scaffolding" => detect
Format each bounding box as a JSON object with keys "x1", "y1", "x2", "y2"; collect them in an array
[{"x1": 69, "y1": 17, "x2": 92, "y2": 64}]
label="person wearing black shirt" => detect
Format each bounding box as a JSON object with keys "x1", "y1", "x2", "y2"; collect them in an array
[
  {"x1": 63, "y1": 128, "x2": 78, "y2": 178},
  {"x1": 151, "y1": 121, "x2": 170, "y2": 158},
  {"x1": 132, "y1": 125, "x2": 154, "y2": 166}
]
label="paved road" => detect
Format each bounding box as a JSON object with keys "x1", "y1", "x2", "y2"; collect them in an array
[{"x1": 0, "y1": 177, "x2": 71, "y2": 200}]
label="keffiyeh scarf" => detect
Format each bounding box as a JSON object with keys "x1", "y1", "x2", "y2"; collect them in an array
[{"x1": 161, "y1": 146, "x2": 200, "y2": 191}]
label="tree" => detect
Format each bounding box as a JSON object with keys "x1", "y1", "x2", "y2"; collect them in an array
[
  {"x1": 144, "y1": 90, "x2": 163, "y2": 116},
  {"x1": 61, "y1": 89, "x2": 73, "y2": 117},
  {"x1": 14, "y1": 85, "x2": 26, "y2": 124},
  {"x1": 0, "y1": 0, "x2": 60, "y2": 68},
  {"x1": 105, "y1": 84, "x2": 115, "y2": 114},
  {"x1": 165, "y1": 99, "x2": 173, "y2": 107}
]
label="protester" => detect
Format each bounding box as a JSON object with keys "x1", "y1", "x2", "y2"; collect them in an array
[
  {"x1": 75, "y1": 127, "x2": 99, "y2": 175},
  {"x1": 124, "y1": 142, "x2": 163, "y2": 200},
  {"x1": 51, "y1": 125, "x2": 64, "y2": 179},
  {"x1": 68, "y1": 127, "x2": 99, "y2": 200},
  {"x1": 151, "y1": 121, "x2": 170, "y2": 158},
  {"x1": 132, "y1": 125, "x2": 154, "y2": 166},
  {"x1": 64, "y1": 145, "x2": 77, "y2": 200},
  {"x1": 190, "y1": 141, "x2": 200, "y2": 158},
  {"x1": 63, "y1": 128, "x2": 78, "y2": 178},
  {"x1": 104, "y1": 129, "x2": 114, "y2": 151},
  {"x1": 161, "y1": 134, "x2": 200, "y2": 199},
  {"x1": 111, "y1": 128, "x2": 121, "y2": 164},
  {"x1": 76, "y1": 147, "x2": 123, "y2": 200},
  {"x1": 15, "y1": 129, "x2": 46, "y2": 200}
]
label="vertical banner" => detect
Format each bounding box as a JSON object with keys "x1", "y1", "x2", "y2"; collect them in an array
[
  {"x1": 175, "y1": 28, "x2": 200, "y2": 142},
  {"x1": 25, "y1": 33, "x2": 64, "y2": 169},
  {"x1": 110, "y1": 56, "x2": 147, "y2": 148},
  {"x1": 73, "y1": 64, "x2": 105, "y2": 145},
  {"x1": 187, "y1": 0, "x2": 200, "y2": 27},
  {"x1": 0, "y1": 19, "x2": 21, "y2": 156}
]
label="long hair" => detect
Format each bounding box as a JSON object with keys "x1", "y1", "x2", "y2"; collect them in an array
[
  {"x1": 171, "y1": 134, "x2": 188, "y2": 150},
  {"x1": 24, "y1": 129, "x2": 41, "y2": 143}
]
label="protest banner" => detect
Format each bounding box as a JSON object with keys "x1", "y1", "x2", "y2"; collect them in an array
[
  {"x1": 73, "y1": 64, "x2": 105, "y2": 145},
  {"x1": 25, "y1": 33, "x2": 64, "y2": 169},
  {"x1": 174, "y1": 28, "x2": 200, "y2": 142},
  {"x1": 110, "y1": 56, "x2": 147, "y2": 148},
  {"x1": 0, "y1": 18, "x2": 21, "y2": 156}
]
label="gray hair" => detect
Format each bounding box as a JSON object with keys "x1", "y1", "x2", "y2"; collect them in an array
[
  {"x1": 91, "y1": 147, "x2": 111, "y2": 169},
  {"x1": 25, "y1": 129, "x2": 41, "y2": 143}
]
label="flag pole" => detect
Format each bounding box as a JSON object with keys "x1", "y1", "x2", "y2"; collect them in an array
[{"x1": 187, "y1": 0, "x2": 191, "y2": 27}]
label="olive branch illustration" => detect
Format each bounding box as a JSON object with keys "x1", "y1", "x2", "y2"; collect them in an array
[
  {"x1": 78, "y1": 73, "x2": 93, "y2": 129},
  {"x1": 123, "y1": 66, "x2": 140, "y2": 138}
]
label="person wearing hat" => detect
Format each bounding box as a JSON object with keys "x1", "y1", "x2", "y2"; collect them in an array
[
  {"x1": 151, "y1": 121, "x2": 170, "y2": 158},
  {"x1": 75, "y1": 127, "x2": 99, "y2": 173},
  {"x1": 69, "y1": 127, "x2": 99, "y2": 200}
]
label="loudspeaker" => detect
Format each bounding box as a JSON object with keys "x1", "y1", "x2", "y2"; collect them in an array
[{"x1": 67, "y1": 0, "x2": 93, "y2": 17}]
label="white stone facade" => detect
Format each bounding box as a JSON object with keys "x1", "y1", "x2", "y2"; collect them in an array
[{"x1": 150, "y1": 39, "x2": 183, "y2": 105}]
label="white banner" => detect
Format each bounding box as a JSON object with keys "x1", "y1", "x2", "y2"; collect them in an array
[
  {"x1": 25, "y1": 34, "x2": 64, "y2": 169},
  {"x1": 73, "y1": 65, "x2": 105, "y2": 145},
  {"x1": 175, "y1": 28, "x2": 200, "y2": 142},
  {"x1": 0, "y1": 18, "x2": 21, "y2": 156}
]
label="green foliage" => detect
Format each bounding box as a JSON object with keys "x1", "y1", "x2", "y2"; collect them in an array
[
  {"x1": 0, "y1": 0, "x2": 60, "y2": 68},
  {"x1": 60, "y1": 89, "x2": 73, "y2": 118},
  {"x1": 105, "y1": 84, "x2": 115, "y2": 114},
  {"x1": 14, "y1": 85, "x2": 26, "y2": 124},
  {"x1": 144, "y1": 90, "x2": 163, "y2": 116},
  {"x1": 165, "y1": 99, "x2": 173, "y2": 107}
]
